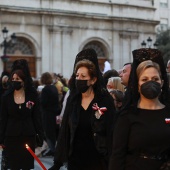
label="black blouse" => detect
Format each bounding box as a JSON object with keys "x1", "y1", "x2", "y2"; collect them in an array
[
  {"x1": 69, "y1": 103, "x2": 101, "y2": 168},
  {"x1": 109, "y1": 107, "x2": 170, "y2": 170},
  {"x1": 0, "y1": 90, "x2": 43, "y2": 143}
]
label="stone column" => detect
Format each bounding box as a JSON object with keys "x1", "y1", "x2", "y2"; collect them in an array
[
  {"x1": 48, "y1": 26, "x2": 62, "y2": 74},
  {"x1": 119, "y1": 31, "x2": 139, "y2": 66},
  {"x1": 62, "y1": 28, "x2": 73, "y2": 78}
]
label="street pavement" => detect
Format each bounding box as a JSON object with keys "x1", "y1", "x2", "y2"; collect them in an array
[{"x1": 0, "y1": 150, "x2": 67, "y2": 170}]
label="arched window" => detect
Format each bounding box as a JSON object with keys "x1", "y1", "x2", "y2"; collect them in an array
[
  {"x1": 5, "y1": 37, "x2": 36, "y2": 77},
  {"x1": 83, "y1": 41, "x2": 106, "y2": 58},
  {"x1": 6, "y1": 38, "x2": 34, "y2": 55},
  {"x1": 83, "y1": 41, "x2": 107, "y2": 72}
]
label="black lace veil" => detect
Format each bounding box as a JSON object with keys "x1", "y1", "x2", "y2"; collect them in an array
[
  {"x1": 123, "y1": 48, "x2": 169, "y2": 110},
  {"x1": 69, "y1": 48, "x2": 105, "y2": 89}
]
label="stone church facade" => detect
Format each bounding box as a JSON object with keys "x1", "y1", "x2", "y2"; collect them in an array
[{"x1": 0, "y1": 0, "x2": 159, "y2": 78}]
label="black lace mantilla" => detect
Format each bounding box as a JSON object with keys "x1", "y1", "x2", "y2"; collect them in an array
[{"x1": 132, "y1": 48, "x2": 162, "y2": 63}]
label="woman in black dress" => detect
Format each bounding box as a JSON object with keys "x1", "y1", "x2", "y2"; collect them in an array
[
  {"x1": 109, "y1": 48, "x2": 170, "y2": 170},
  {"x1": 0, "y1": 59, "x2": 44, "y2": 170},
  {"x1": 49, "y1": 49, "x2": 116, "y2": 170}
]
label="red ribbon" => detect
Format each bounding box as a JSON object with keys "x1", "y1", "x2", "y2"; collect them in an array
[
  {"x1": 165, "y1": 118, "x2": 170, "y2": 124},
  {"x1": 26, "y1": 101, "x2": 34, "y2": 108},
  {"x1": 92, "y1": 103, "x2": 107, "y2": 115}
]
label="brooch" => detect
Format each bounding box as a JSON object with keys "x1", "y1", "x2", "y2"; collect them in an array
[
  {"x1": 165, "y1": 118, "x2": 170, "y2": 124},
  {"x1": 26, "y1": 101, "x2": 35, "y2": 109},
  {"x1": 92, "y1": 103, "x2": 107, "y2": 119}
]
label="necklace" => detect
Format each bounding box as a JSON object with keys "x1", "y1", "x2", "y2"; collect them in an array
[
  {"x1": 19, "y1": 104, "x2": 21, "y2": 109},
  {"x1": 14, "y1": 90, "x2": 25, "y2": 100}
]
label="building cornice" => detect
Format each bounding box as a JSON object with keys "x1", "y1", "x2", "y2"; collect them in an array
[
  {"x1": 80, "y1": 0, "x2": 156, "y2": 10},
  {"x1": 0, "y1": 5, "x2": 159, "y2": 25}
]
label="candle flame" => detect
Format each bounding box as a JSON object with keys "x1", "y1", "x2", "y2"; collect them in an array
[{"x1": 25, "y1": 144, "x2": 29, "y2": 148}]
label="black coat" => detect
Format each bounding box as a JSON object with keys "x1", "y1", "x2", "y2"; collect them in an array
[
  {"x1": 54, "y1": 91, "x2": 116, "y2": 168},
  {"x1": 0, "y1": 88, "x2": 44, "y2": 144},
  {"x1": 40, "y1": 85, "x2": 60, "y2": 113},
  {"x1": 40, "y1": 85, "x2": 60, "y2": 139}
]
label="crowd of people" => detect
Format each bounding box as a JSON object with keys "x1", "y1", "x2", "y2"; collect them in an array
[{"x1": 0, "y1": 48, "x2": 169, "y2": 170}]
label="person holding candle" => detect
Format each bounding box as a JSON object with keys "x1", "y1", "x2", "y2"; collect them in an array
[
  {"x1": 49, "y1": 49, "x2": 116, "y2": 170},
  {"x1": 109, "y1": 48, "x2": 170, "y2": 170},
  {"x1": 0, "y1": 59, "x2": 44, "y2": 170}
]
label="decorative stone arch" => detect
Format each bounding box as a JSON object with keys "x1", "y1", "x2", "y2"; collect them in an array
[
  {"x1": 80, "y1": 37, "x2": 111, "y2": 72},
  {"x1": 14, "y1": 33, "x2": 41, "y2": 57},
  {"x1": 5, "y1": 33, "x2": 41, "y2": 77},
  {"x1": 6, "y1": 37, "x2": 35, "y2": 56}
]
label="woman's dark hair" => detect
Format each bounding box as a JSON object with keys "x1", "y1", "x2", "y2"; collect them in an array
[
  {"x1": 41, "y1": 72, "x2": 53, "y2": 85},
  {"x1": 10, "y1": 69, "x2": 26, "y2": 82},
  {"x1": 10, "y1": 69, "x2": 28, "y2": 90}
]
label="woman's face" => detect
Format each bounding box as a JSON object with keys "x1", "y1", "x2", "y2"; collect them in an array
[
  {"x1": 138, "y1": 67, "x2": 162, "y2": 92},
  {"x1": 76, "y1": 66, "x2": 96, "y2": 85},
  {"x1": 107, "y1": 81, "x2": 114, "y2": 92},
  {"x1": 12, "y1": 73, "x2": 23, "y2": 83}
]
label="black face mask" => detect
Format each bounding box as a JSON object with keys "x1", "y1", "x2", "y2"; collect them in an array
[
  {"x1": 11, "y1": 81, "x2": 23, "y2": 91},
  {"x1": 140, "y1": 81, "x2": 161, "y2": 99},
  {"x1": 75, "y1": 79, "x2": 90, "y2": 93}
]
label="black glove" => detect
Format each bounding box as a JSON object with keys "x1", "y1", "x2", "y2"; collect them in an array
[{"x1": 35, "y1": 134, "x2": 43, "y2": 147}]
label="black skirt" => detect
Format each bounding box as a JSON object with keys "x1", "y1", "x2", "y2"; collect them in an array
[{"x1": 4, "y1": 136, "x2": 35, "y2": 169}]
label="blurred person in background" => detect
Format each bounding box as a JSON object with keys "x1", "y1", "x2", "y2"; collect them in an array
[
  {"x1": 166, "y1": 60, "x2": 170, "y2": 73},
  {"x1": 103, "y1": 61, "x2": 111, "y2": 74},
  {"x1": 0, "y1": 74, "x2": 10, "y2": 109},
  {"x1": 167, "y1": 73, "x2": 170, "y2": 88},
  {"x1": 0, "y1": 72, "x2": 10, "y2": 170},
  {"x1": 103, "y1": 69, "x2": 119, "y2": 86},
  {"x1": 0, "y1": 71, "x2": 10, "y2": 100},
  {"x1": 119, "y1": 63, "x2": 132, "y2": 110},
  {"x1": 119, "y1": 63, "x2": 132, "y2": 88},
  {"x1": 40, "y1": 72, "x2": 60, "y2": 157},
  {"x1": 107, "y1": 77, "x2": 125, "y2": 92},
  {"x1": 109, "y1": 89, "x2": 124, "y2": 112},
  {"x1": 59, "y1": 75, "x2": 69, "y2": 106},
  {"x1": 51, "y1": 73, "x2": 64, "y2": 110},
  {"x1": 32, "y1": 78, "x2": 40, "y2": 91}
]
